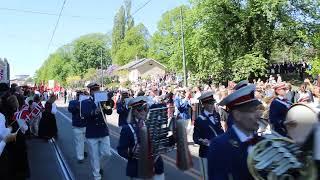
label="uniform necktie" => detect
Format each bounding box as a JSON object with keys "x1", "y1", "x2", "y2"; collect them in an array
[{"x1": 244, "y1": 134, "x2": 262, "y2": 146}]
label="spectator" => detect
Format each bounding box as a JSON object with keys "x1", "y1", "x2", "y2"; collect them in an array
[
  {"x1": 295, "y1": 83, "x2": 314, "y2": 103},
  {"x1": 285, "y1": 83, "x2": 296, "y2": 104}
]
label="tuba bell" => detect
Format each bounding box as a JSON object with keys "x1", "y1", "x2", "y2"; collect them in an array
[
  {"x1": 248, "y1": 103, "x2": 318, "y2": 180},
  {"x1": 176, "y1": 119, "x2": 193, "y2": 170}
]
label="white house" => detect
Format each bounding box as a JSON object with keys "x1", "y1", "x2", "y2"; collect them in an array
[{"x1": 116, "y1": 58, "x2": 166, "y2": 82}]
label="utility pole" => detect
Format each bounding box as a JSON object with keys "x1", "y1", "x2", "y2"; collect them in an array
[
  {"x1": 101, "y1": 48, "x2": 104, "y2": 89},
  {"x1": 180, "y1": 7, "x2": 187, "y2": 87}
]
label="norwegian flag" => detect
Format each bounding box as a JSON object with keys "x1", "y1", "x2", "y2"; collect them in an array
[{"x1": 31, "y1": 102, "x2": 44, "y2": 118}]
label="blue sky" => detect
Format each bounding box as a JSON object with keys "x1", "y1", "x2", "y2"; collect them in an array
[{"x1": 0, "y1": 0, "x2": 189, "y2": 78}]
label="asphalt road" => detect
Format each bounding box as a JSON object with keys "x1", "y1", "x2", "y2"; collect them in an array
[{"x1": 28, "y1": 104, "x2": 202, "y2": 180}]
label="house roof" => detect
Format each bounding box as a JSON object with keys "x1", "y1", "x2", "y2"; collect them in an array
[{"x1": 117, "y1": 58, "x2": 166, "y2": 71}]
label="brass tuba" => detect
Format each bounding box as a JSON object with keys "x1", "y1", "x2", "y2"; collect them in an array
[{"x1": 248, "y1": 104, "x2": 318, "y2": 180}]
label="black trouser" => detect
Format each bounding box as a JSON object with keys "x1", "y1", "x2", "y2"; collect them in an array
[{"x1": 316, "y1": 160, "x2": 320, "y2": 179}]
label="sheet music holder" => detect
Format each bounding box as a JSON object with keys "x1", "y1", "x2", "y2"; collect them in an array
[
  {"x1": 94, "y1": 91, "x2": 110, "y2": 127},
  {"x1": 79, "y1": 95, "x2": 90, "y2": 119},
  {"x1": 94, "y1": 91, "x2": 109, "y2": 104}
]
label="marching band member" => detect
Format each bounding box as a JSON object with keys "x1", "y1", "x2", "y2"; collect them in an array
[
  {"x1": 221, "y1": 80, "x2": 249, "y2": 131},
  {"x1": 208, "y1": 84, "x2": 263, "y2": 180},
  {"x1": 68, "y1": 90, "x2": 88, "y2": 163},
  {"x1": 81, "y1": 82, "x2": 111, "y2": 180},
  {"x1": 117, "y1": 90, "x2": 129, "y2": 127},
  {"x1": 117, "y1": 96, "x2": 165, "y2": 180},
  {"x1": 233, "y1": 80, "x2": 249, "y2": 91},
  {"x1": 193, "y1": 91, "x2": 224, "y2": 180},
  {"x1": 269, "y1": 82, "x2": 291, "y2": 136}
]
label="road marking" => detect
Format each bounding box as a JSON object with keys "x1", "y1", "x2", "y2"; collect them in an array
[
  {"x1": 50, "y1": 138, "x2": 75, "y2": 180},
  {"x1": 57, "y1": 110, "x2": 201, "y2": 179}
]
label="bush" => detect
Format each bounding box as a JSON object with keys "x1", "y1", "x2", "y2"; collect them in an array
[{"x1": 307, "y1": 57, "x2": 320, "y2": 77}]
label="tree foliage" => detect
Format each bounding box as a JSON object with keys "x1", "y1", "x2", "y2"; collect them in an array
[
  {"x1": 111, "y1": 0, "x2": 137, "y2": 64},
  {"x1": 112, "y1": 6, "x2": 126, "y2": 58},
  {"x1": 186, "y1": 0, "x2": 319, "y2": 82},
  {"x1": 36, "y1": 0, "x2": 320, "y2": 86},
  {"x1": 307, "y1": 33, "x2": 320, "y2": 76},
  {"x1": 35, "y1": 52, "x2": 71, "y2": 86},
  {"x1": 148, "y1": 6, "x2": 190, "y2": 72},
  {"x1": 114, "y1": 23, "x2": 150, "y2": 65},
  {"x1": 35, "y1": 33, "x2": 111, "y2": 87},
  {"x1": 232, "y1": 53, "x2": 267, "y2": 81},
  {"x1": 308, "y1": 57, "x2": 320, "y2": 76},
  {"x1": 73, "y1": 33, "x2": 111, "y2": 76}
]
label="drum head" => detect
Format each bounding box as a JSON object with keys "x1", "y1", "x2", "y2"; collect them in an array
[{"x1": 284, "y1": 104, "x2": 318, "y2": 144}]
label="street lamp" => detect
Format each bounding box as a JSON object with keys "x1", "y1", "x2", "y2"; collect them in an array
[
  {"x1": 180, "y1": 7, "x2": 187, "y2": 87},
  {"x1": 100, "y1": 48, "x2": 104, "y2": 89}
]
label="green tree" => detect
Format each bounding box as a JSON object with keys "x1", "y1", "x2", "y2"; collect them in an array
[
  {"x1": 149, "y1": 6, "x2": 191, "y2": 72},
  {"x1": 112, "y1": 0, "x2": 135, "y2": 62},
  {"x1": 125, "y1": 0, "x2": 134, "y2": 31},
  {"x1": 83, "y1": 68, "x2": 98, "y2": 82},
  {"x1": 73, "y1": 33, "x2": 112, "y2": 76},
  {"x1": 114, "y1": 23, "x2": 150, "y2": 65},
  {"x1": 112, "y1": 6, "x2": 126, "y2": 58},
  {"x1": 188, "y1": 0, "x2": 320, "y2": 82},
  {"x1": 35, "y1": 33, "x2": 111, "y2": 86},
  {"x1": 66, "y1": 75, "x2": 81, "y2": 88},
  {"x1": 308, "y1": 57, "x2": 320, "y2": 76},
  {"x1": 232, "y1": 53, "x2": 267, "y2": 81},
  {"x1": 307, "y1": 33, "x2": 320, "y2": 76}
]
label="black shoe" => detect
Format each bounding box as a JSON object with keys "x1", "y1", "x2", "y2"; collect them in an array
[
  {"x1": 77, "y1": 159, "x2": 84, "y2": 164},
  {"x1": 84, "y1": 152, "x2": 88, "y2": 158},
  {"x1": 99, "y1": 169, "x2": 104, "y2": 176}
]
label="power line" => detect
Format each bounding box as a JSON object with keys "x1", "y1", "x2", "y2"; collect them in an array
[
  {"x1": 0, "y1": 7, "x2": 107, "y2": 21},
  {"x1": 131, "y1": 0, "x2": 152, "y2": 16},
  {"x1": 48, "y1": 0, "x2": 67, "y2": 50}
]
